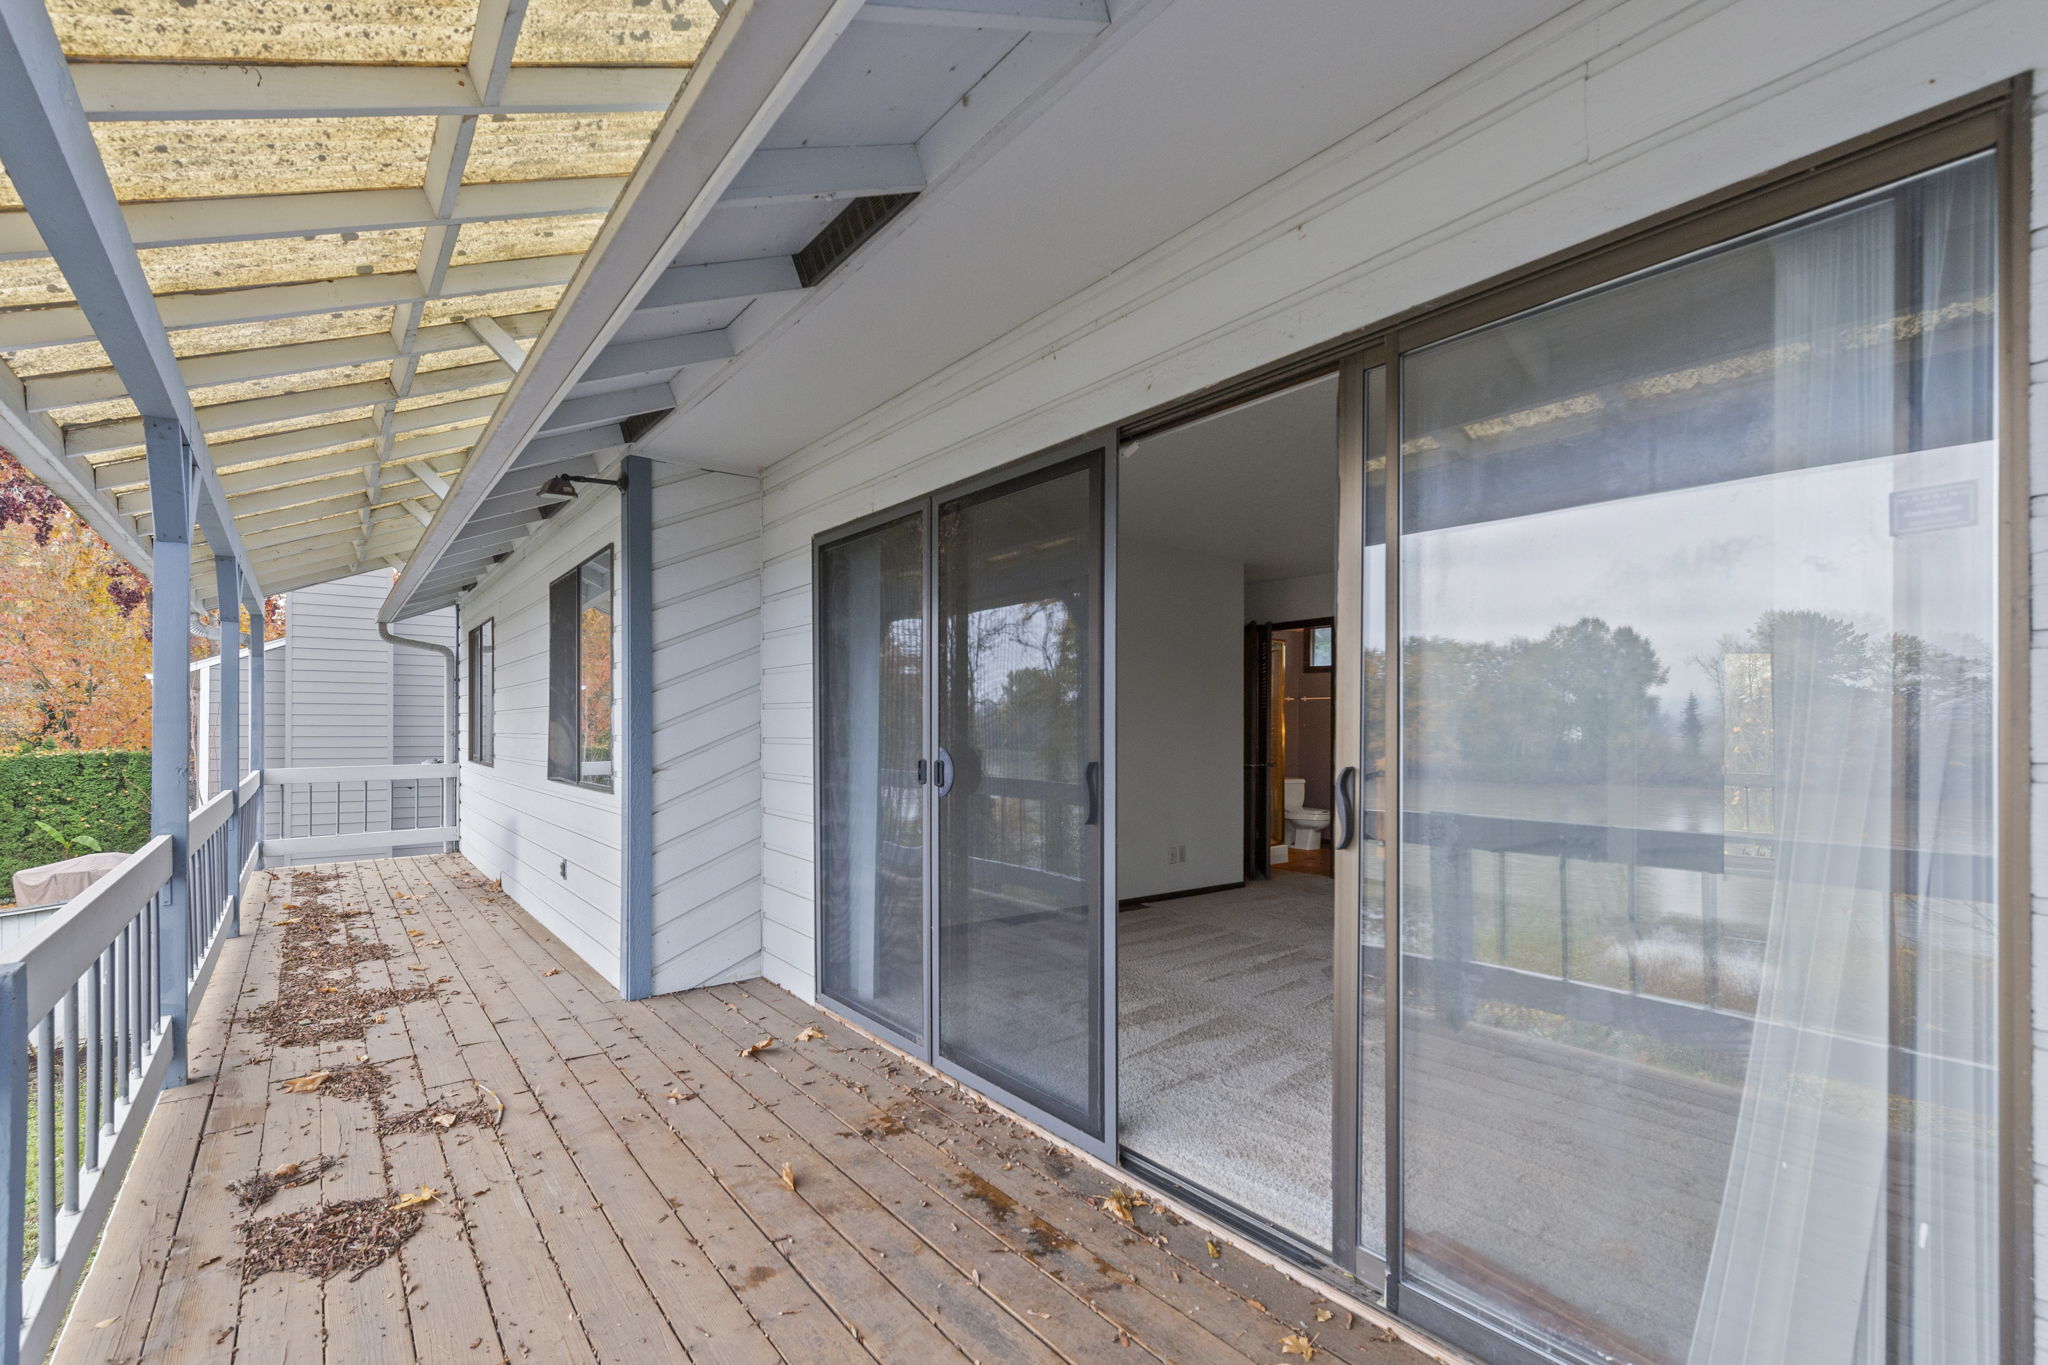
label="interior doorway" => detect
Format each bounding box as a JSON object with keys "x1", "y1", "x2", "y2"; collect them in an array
[{"x1": 1114, "y1": 375, "x2": 1341, "y2": 1246}]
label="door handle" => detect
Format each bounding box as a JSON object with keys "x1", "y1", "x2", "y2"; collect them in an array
[
  {"x1": 933, "y1": 748, "x2": 954, "y2": 797},
  {"x1": 1083, "y1": 761, "x2": 1101, "y2": 826},
  {"x1": 1335, "y1": 766, "x2": 1357, "y2": 850},
  {"x1": 916, "y1": 757, "x2": 928, "y2": 786}
]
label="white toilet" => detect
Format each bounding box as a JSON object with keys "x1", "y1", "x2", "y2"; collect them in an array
[{"x1": 1283, "y1": 777, "x2": 1332, "y2": 851}]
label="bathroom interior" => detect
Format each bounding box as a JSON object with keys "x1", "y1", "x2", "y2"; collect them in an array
[{"x1": 1115, "y1": 373, "x2": 1340, "y2": 1245}]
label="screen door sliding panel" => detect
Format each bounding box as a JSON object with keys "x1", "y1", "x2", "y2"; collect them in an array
[
  {"x1": 816, "y1": 508, "x2": 931, "y2": 1055},
  {"x1": 934, "y1": 445, "x2": 1113, "y2": 1155}
]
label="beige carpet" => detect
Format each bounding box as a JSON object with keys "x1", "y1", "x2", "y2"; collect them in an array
[{"x1": 1118, "y1": 874, "x2": 1335, "y2": 1243}]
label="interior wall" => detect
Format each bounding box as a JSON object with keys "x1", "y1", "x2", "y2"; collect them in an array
[
  {"x1": 1115, "y1": 537, "x2": 1244, "y2": 902},
  {"x1": 1245, "y1": 573, "x2": 1335, "y2": 625}
]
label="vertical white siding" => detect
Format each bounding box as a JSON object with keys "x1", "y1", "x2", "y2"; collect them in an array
[
  {"x1": 648, "y1": 465, "x2": 766, "y2": 992},
  {"x1": 458, "y1": 490, "x2": 624, "y2": 987}
]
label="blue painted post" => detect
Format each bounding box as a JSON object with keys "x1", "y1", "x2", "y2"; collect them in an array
[
  {"x1": 0, "y1": 961, "x2": 26, "y2": 1365},
  {"x1": 147, "y1": 418, "x2": 193, "y2": 1087},
  {"x1": 619, "y1": 456, "x2": 654, "y2": 1000},
  {"x1": 245, "y1": 584, "x2": 266, "y2": 874},
  {"x1": 215, "y1": 555, "x2": 241, "y2": 938}
]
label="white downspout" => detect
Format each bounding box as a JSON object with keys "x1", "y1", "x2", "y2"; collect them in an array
[{"x1": 379, "y1": 620, "x2": 459, "y2": 853}]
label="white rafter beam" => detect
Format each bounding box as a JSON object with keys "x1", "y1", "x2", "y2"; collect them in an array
[
  {"x1": 855, "y1": 0, "x2": 1106, "y2": 30},
  {"x1": 70, "y1": 64, "x2": 685, "y2": 121},
  {"x1": 719, "y1": 144, "x2": 925, "y2": 208}
]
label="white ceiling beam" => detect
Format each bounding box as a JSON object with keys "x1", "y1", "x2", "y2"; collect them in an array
[
  {"x1": 0, "y1": 180, "x2": 623, "y2": 262},
  {"x1": 577, "y1": 329, "x2": 733, "y2": 387},
  {"x1": 536, "y1": 383, "x2": 674, "y2": 436},
  {"x1": 635, "y1": 255, "x2": 804, "y2": 313},
  {"x1": 468, "y1": 315, "x2": 530, "y2": 372},
  {"x1": 70, "y1": 64, "x2": 685, "y2": 121},
  {"x1": 719, "y1": 144, "x2": 925, "y2": 208},
  {"x1": 27, "y1": 315, "x2": 546, "y2": 412},
  {"x1": 2, "y1": 255, "x2": 577, "y2": 351},
  {"x1": 403, "y1": 499, "x2": 437, "y2": 528},
  {"x1": 855, "y1": 0, "x2": 1107, "y2": 31},
  {"x1": 404, "y1": 462, "x2": 454, "y2": 499},
  {"x1": 90, "y1": 416, "x2": 477, "y2": 491}
]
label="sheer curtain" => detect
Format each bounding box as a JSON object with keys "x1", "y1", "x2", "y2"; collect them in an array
[{"x1": 1687, "y1": 201, "x2": 1897, "y2": 1365}]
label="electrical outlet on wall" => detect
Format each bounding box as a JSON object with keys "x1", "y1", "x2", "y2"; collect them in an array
[{"x1": 1176, "y1": 844, "x2": 1186, "y2": 865}]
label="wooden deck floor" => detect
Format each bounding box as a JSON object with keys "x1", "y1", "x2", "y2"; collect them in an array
[{"x1": 53, "y1": 853, "x2": 1433, "y2": 1365}]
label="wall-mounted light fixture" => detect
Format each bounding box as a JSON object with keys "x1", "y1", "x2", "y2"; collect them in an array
[{"x1": 538, "y1": 472, "x2": 628, "y2": 501}]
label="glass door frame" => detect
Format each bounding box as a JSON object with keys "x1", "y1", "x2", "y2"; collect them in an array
[{"x1": 812, "y1": 431, "x2": 1121, "y2": 1163}]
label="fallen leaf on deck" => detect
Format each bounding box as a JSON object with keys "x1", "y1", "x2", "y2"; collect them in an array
[
  {"x1": 272, "y1": 1162, "x2": 301, "y2": 1178},
  {"x1": 796, "y1": 1026, "x2": 826, "y2": 1042},
  {"x1": 393, "y1": 892, "x2": 411, "y2": 899},
  {"x1": 1101, "y1": 1188, "x2": 1145, "y2": 1225},
  {"x1": 274, "y1": 918, "x2": 299, "y2": 926},
  {"x1": 407, "y1": 929, "x2": 425, "y2": 938},
  {"x1": 1280, "y1": 1331, "x2": 1318, "y2": 1359},
  {"x1": 391, "y1": 1186, "x2": 440, "y2": 1211},
  {"x1": 431, "y1": 1114, "x2": 457, "y2": 1129},
  {"x1": 407, "y1": 964, "x2": 426, "y2": 971},
  {"x1": 1205, "y1": 1238, "x2": 1222, "y2": 1259},
  {"x1": 542, "y1": 968, "x2": 560, "y2": 977},
  {"x1": 318, "y1": 986, "x2": 339, "y2": 994},
  {"x1": 780, "y1": 1162, "x2": 797, "y2": 1191},
  {"x1": 738, "y1": 1037, "x2": 776, "y2": 1058},
  {"x1": 1314, "y1": 1307, "x2": 1334, "y2": 1322},
  {"x1": 94, "y1": 1318, "x2": 117, "y2": 1329},
  {"x1": 374, "y1": 1014, "x2": 387, "y2": 1024},
  {"x1": 280, "y1": 1072, "x2": 332, "y2": 1093}
]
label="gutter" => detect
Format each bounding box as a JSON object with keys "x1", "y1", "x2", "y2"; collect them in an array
[
  {"x1": 379, "y1": 0, "x2": 869, "y2": 624},
  {"x1": 379, "y1": 621, "x2": 460, "y2": 851}
]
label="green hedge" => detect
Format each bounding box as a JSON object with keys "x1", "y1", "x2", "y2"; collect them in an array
[{"x1": 0, "y1": 751, "x2": 150, "y2": 903}]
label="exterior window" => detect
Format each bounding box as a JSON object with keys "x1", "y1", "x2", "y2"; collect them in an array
[
  {"x1": 466, "y1": 619, "x2": 494, "y2": 765},
  {"x1": 548, "y1": 547, "x2": 614, "y2": 790}
]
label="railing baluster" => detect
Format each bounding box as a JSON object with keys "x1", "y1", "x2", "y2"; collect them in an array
[
  {"x1": 112, "y1": 926, "x2": 128, "y2": 1102},
  {"x1": 84, "y1": 957, "x2": 101, "y2": 1168},
  {"x1": 35, "y1": 1011, "x2": 54, "y2": 1268},
  {"x1": 60, "y1": 986, "x2": 77, "y2": 1215}
]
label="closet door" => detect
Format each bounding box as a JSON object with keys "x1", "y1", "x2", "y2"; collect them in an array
[
  {"x1": 933, "y1": 444, "x2": 1113, "y2": 1153},
  {"x1": 816, "y1": 509, "x2": 931, "y2": 1053}
]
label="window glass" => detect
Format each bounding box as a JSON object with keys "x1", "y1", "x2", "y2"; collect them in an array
[
  {"x1": 467, "y1": 618, "x2": 494, "y2": 765},
  {"x1": 1392, "y1": 153, "x2": 1999, "y2": 1363},
  {"x1": 548, "y1": 547, "x2": 614, "y2": 789}
]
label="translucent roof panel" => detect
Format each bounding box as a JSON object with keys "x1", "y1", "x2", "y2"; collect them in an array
[
  {"x1": 93, "y1": 119, "x2": 437, "y2": 202},
  {"x1": 139, "y1": 229, "x2": 426, "y2": 295},
  {"x1": 452, "y1": 213, "x2": 607, "y2": 266},
  {"x1": 512, "y1": 0, "x2": 719, "y2": 66},
  {"x1": 465, "y1": 113, "x2": 666, "y2": 184},
  {"x1": 0, "y1": 0, "x2": 733, "y2": 587},
  {"x1": 422, "y1": 285, "x2": 568, "y2": 326},
  {"x1": 48, "y1": 0, "x2": 478, "y2": 65}
]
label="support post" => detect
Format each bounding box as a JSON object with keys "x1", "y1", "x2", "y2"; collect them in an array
[
  {"x1": 215, "y1": 554, "x2": 242, "y2": 936},
  {"x1": 619, "y1": 455, "x2": 654, "y2": 999},
  {"x1": 147, "y1": 417, "x2": 193, "y2": 1086},
  {"x1": 0, "y1": 961, "x2": 25, "y2": 1365},
  {"x1": 244, "y1": 583, "x2": 267, "y2": 874}
]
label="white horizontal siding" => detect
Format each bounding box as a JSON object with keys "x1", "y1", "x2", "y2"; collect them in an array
[
  {"x1": 750, "y1": 0, "x2": 2048, "y2": 1016},
  {"x1": 458, "y1": 489, "x2": 624, "y2": 987},
  {"x1": 648, "y1": 466, "x2": 765, "y2": 993}
]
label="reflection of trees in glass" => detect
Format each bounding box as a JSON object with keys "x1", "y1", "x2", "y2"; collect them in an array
[
  {"x1": 1384, "y1": 608, "x2": 1991, "y2": 797},
  {"x1": 579, "y1": 604, "x2": 612, "y2": 764},
  {"x1": 968, "y1": 598, "x2": 1082, "y2": 879}
]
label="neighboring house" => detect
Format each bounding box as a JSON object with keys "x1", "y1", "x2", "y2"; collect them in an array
[
  {"x1": 190, "y1": 573, "x2": 457, "y2": 866},
  {"x1": 0, "y1": 2, "x2": 2042, "y2": 1363}
]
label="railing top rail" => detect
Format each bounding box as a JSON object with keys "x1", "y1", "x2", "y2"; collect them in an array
[
  {"x1": 237, "y1": 769, "x2": 261, "y2": 805},
  {"x1": 188, "y1": 789, "x2": 234, "y2": 847},
  {"x1": 4, "y1": 836, "x2": 172, "y2": 1021},
  {"x1": 265, "y1": 762, "x2": 453, "y2": 786}
]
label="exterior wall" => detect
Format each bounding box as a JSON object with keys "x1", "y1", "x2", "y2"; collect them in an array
[
  {"x1": 2026, "y1": 72, "x2": 2047, "y2": 1365},
  {"x1": 753, "y1": 0, "x2": 2047, "y2": 1046},
  {"x1": 648, "y1": 465, "x2": 766, "y2": 992},
  {"x1": 458, "y1": 487, "x2": 624, "y2": 987}
]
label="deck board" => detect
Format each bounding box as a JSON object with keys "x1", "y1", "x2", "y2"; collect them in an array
[{"x1": 51, "y1": 853, "x2": 1437, "y2": 1365}]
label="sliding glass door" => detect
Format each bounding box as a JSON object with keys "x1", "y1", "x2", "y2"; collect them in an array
[
  {"x1": 816, "y1": 442, "x2": 1114, "y2": 1154},
  {"x1": 816, "y1": 510, "x2": 929, "y2": 1050},
  {"x1": 1359, "y1": 152, "x2": 2003, "y2": 1364}
]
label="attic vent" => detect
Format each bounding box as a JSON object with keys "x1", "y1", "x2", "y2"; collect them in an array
[{"x1": 794, "y1": 193, "x2": 916, "y2": 288}]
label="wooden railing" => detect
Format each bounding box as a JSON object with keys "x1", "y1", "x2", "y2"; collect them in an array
[{"x1": 0, "y1": 770, "x2": 263, "y2": 1365}]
